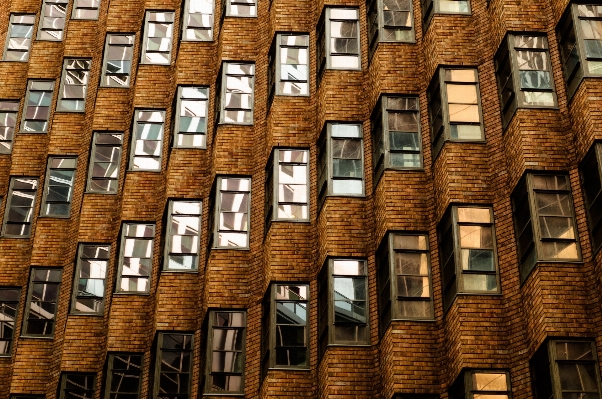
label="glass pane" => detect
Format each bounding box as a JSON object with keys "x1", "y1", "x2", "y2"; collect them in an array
[
  {"x1": 439, "y1": 0, "x2": 469, "y2": 12},
  {"x1": 333, "y1": 260, "x2": 364, "y2": 275},
  {"x1": 558, "y1": 363, "x2": 599, "y2": 391},
  {"x1": 522, "y1": 91, "x2": 555, "y2": 106},
  {"x1": 447, "y1": 69, "x2": 476, "y2": 82},
  {"x1": 332, "y1": 179, "x2": 363, "y2": 194},
  {"x1": 395, "y1": 252, "x2": 428, "y2": 275},
  {"x1": 458, "y1": 207, "x2": 491, "y2": 223},
  {"x1": 393, "y1": 234, "x2": 427, "y2": 250},
  {"x1": 331, "y1": 124, "x2": 361, "y2": 138},
  {"x1": 536, "y1": 193, "x2": 571, "y2": 216},
  {"x1": 461, "y1": 249, "x2": 495, "y2": 271},
  {"x1": 541, "y1": 241, "x2": 578, "y2": 259},
  {"x1": 462, "y1": 274, "x2": 497, "y2": 292},
  {"x1": 388, "y1": 112, "x2": 418, "y2": 132},
  {"x1": 448, "y1": 104, "x2": 480, "y2": 123},
  {"x1": 447, "y1": 84, "x2": 478, "y2": 103},
  {"x1": 556, "y1": 341, "x2": 595, "y2": 360},
  {"x1": 397, "y1": 276, "x2": 429, "y2": 297},
  {"x1": 539, "y1": 216, "x2": 575, "y2": 239},
  {"x1": 459, "y1": 225, "x2": 493, "y2": 249}
]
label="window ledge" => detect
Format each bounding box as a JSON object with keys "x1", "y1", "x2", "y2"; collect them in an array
[
  {"x1": 217, "y1": 122, "x2": 255, "y2": 126},
  {"x1": 19, "y1": 335, "x2": 55, "y2": 340},
  {"x1": 267, "y1": 367, "x2": 310, "y2": 372},
  {"x1": 99, "y1": 85, "x2": 130, "y2": 89},
  {"x1": 37, "y1": 215, "x2": 71, "y2": 219},
  {"x1": 113, "y1": 292, "x2": 151, "y2": 296},
  {"x1": 127, "y1": 169, "x2": 162, "y2": 173},
  {"x1": 210, "y1": 246, "x2": 250, "y2": 251},
  {"x1": 55, "y1": 109, "x2": 86, "y2": 114},
  {"x1": 203, "y1": 393, "x2": 244, "y2": 397},
  {"x1": 161, "y1": 269, "x2": 200, "y2": 274},
  {"x1": 84, "y1": 190, "x2": 118, "y2": 195},
  {"x1": 173, "y1": 146, "x2": 207, "y2": 150},
  {"x1": 69, "y1": 313, "x2": 104, "y2": 317}
]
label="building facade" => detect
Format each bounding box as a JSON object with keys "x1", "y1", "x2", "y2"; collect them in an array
[{"x1": 0, "y1": 0, "x2": 601, "y2": 397}]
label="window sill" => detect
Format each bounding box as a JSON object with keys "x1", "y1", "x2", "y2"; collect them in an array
[
  {"x1": 203, "y1": 393, "x2": 244, "y2": 397},
  {"x1": 139, "y1": 62, "x2": 171, "y2": 66},
  {"x1": 210, "y1": 246, "x2": 250, "y2": 251},
  {"x1": 54, "y1": 109, "x2": 86, "y2": 114},
  {"x1": 18, "y1": 131, "x2": 48, "y2": 134},
  {"x1": 217, "y1": 122, "x2": 255, "y2": 126},
  {"x1": 99, "y1": 85, "x2": 130, "y2": 89},
  {"x1": 173, "y1": 145, "x2": 207, "y2": 150},
  {"x1": 161, "y1": 269, "x2": 199, "y2": 274},
  {"x1": 267, "y1": 366, "x2": 310, "y2": 372},
  {"x1": 69, "y1": 312, "x2": 104, "y2": 317},
  {"x1": 127, "y1": 169, "x2": 162, "y2": 173},
  {"x1": 37, "y1": 214, "x2": 71, "y2": 219},
  {"x1": 0, "y1": 60, "x2": 28, "y2": 63},
  {"x1": 19, "y1": 335, "x2": 55, "y2": 340},
  {"x1": 270, "y1": 218, "x2": 311, "y2": 224},
  {"x1": 84, "y1": 190, "x2": 118, "y2": 195},
  {"x1": 224, "y1": 15, "x2": 258, "y2": 18},
  {"x1": 113, "y1": 292, "x2": 151, "y2": 296}
]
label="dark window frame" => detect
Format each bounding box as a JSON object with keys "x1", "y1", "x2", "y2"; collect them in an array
[
  {"x1": 0, "y1": 99, "x2": 21, "y2": 154},
  {"x1": 268, "y1": 32, "x2": 310, "y2": 103},
  {"x1": 70, "y1": 243, "x2": 111, "y2": 316},
  {"x1": 449, "y1": 369, "x2": 512, "y2": 399},
  {"x1": 153, "y1": 332, "x2": 194, "y2": 399},
  {"x1": 580, "y1": 142, "x2": 602, "y2": 255},
  {"x1": 208, "y1": 175, "x2": 252, "y2": 250},
  {"x1": 2, "y1": 14, "x2": 36, "y2": 62},
  {"x1": 173, "y1": 86, "x2": 209, "y2": 149},
  {"x1": 115, "y1": 222, "x2": 156, "y2": 295},
  {"x1": 19, "y1": 80, "x2": 55, "y2": 134},
  {"x1": 100, "y1": 33, "x2": 136, "y2": 88},
  {"x1": 162, "y1": 199, "x2": 202, "y2": 272},
  {"x1": 36, "y1": 0, "x2": 69, "y2": 41},
  {"x1": 0, "y1": 287, "x2": 21, "y2": 357},
  {"x1": 367, "y1": 0, "x2": 416, "y2": 59},
  {"x1": 39, "y1": 156, "x2": 77, "y2": 218},
  {"x1": 216, "y1": 61, "x2": 256, "y2": 125},
  {"x1": 182, "y1": 0, "x2": 215, "y2": 41},
  {"x1": 22, "y1": 267, "x2": 62, "y2": 338},
  {"x1": 104, "y1": 353, "x2": 144, "y2": 399},
  {"x1": 1, "y1": 177, "x2": 39, "y2": 238},
  {"x1": 56, "y1": 58, "x2": 92, "y2": 113},
  {"x1": 86, "y1": 131, "x2": 124, "y2": 194},
  {"x1": 58, "y1": 372, "x2": 96, "y2": 399},
  {"x1": 421, "y1": 0, "x2": 472, "y2": 32},
  {"x1": 128, "y1": 109, "x2": 166, "y2": 172}
]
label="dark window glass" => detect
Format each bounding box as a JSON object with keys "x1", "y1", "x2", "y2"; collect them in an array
[
  {"x1": 106, "y1": 353, "x2": 143, "y2": 399},
  {"x1": 0, "y1": 288, "x2": 20, "y2": 356},
  {"x1": 155, "y1": 333, "x2": 193, "y2": 398},
  {"x1": 23, "y1": 268, "x2": 62, "y2": 337}
]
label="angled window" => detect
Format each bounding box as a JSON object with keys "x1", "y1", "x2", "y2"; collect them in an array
[
  {"x1": 154, "y1": 332, "x2": 193, "y2": 399},
  {"x1": 531, "y1": 340, "x2": 602, "y2": 399},
  {"x1": 1, "y1": 177, "x2": 38, "y2": 238},
  {"x1": 116, "y1": 223, "x2": 155, "y2": 294},
  {"x1": 449, "y1": 370, "x2": 511, "y2": 399},
  {"x1": 557, "y1": 4, "x2": 602, "y2": 100},
  {"x1": 265, "y1": 148, "x2": 309, "y2": 224},
  {"x1": 182, "y1": 0, "x2": 214, "y2": 41},
  {"x1": 72, "y1": 0, "x2": 101, "y2": 20},
  {"x1": 40, "y1": 156, "x2": 77, "y2": 218},
  {"x1": 37, "y1": 0, "x2": 69, "y2": 41},
  {"x1": 101, "y1": 34, "x2": 136, "y2": 88},
  {"x1": 0, "y1": 100, "x2": 20, "y2": 154},
  {"x1": 57, "y1": 58, "x2": 91, "y2": 112},
  {"x1": 317, "y1": 7, "x2": 361, "y2": 80},
  {"x1": 494, "y1": 33, "x2": 557, "y2": 130},
  {"x1": 129, "y1": 110, "x2": 165, "y2": 171},
  {"x1": 86, "y1": 132, "x2": 123, "y2": 194},
  {"x1": 209, "y1": 176, "x2": 251, "y2": 249},
  {"x1": 3, "y1": 14, "x2": 35, "y2": 62},
  {"x1": 371, "y1": 95, "x2": 422, "y2": 184},
  {"x1": 58, "y1": 373, "x2": 95, "y2": 399},
  {"x1": 0, "y1": 288, "x2": 21, "y2": 356},
  {"x1": 71, "y1": 244, "x2": 110, "y2": 315},
  {"x1": 23, "y1": 268, "x2": 62, "y2": 337},
  {"x1": 174, "y1": 86, "x2": 208, "y2": 148},
  {"x1": 367, "y1": 0, "x2": 415, "y2": 58},
  {"x1": 580, "y1": 143, "x2": 602, "y2": 254},
  {"x1": 376, "y1": 233, "x2": 434, "y2": 333},
  {"x1": 511, "y1": 173, "x2": 581, "y2": 283},
  {"x1": 317, "y1": 123, "x2": 364, "y2": 209},
  {"x1": 105, "y1": 353, "x2": 143, "y2": 399},
  {"x1": 318, "y1": 259, "x2": 369, "y2": 358},
  {"x1": 203, "y1": 310, "x2": 246, "y2": 395},
  {"x1": 261, "y1": 284, "x2": 309, "y2": 373},
  {"x1": 20, "y1": 80, "x2": 55, "y2": 134},
  {"x1": 141, "y1": 11, "x2": 174, "y2": 65},
  {"x1": 421, "y1": 0, "x2": 471, "y2": 31},
  {"x1": 216, "y1": 62, "x2": 255, "y2": 125},
  {"x1": 223, "y1": 0, "x2": 256, "y2": 17},
  {"x1": 438, "y1": 206, "x2": 500, "y2": 312},
  {"x1": 268, "y1": 33, "x2": 309, "y2": 103},
  {"x1": 163, "y1": 200, "x2": 202, "y2": 271},
  {"x1": 427, "y1": 67, "x2": 484, "y2": 158}
]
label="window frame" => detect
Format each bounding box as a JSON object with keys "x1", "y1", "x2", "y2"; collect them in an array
[
  {"x1": 173, "y1": 86, "x2": 209, "y2": 149},
  {"x1": 223, "y1": 0, "x2": 257, "y2": 18},
  {"x1": 1, "y1": 177, "x2": 39, "y2": 238},
  {"x1": 128, "y1": 109, "x2": 166, "y2": 172},
  {"x1": 427, "y1": 66, "x2": 485, "y2": 159},
  {"x1": 153, "y1": 332, "x2": 194, "y2": 399},
  {"x1": 203, "y1": 309, "x2": 247, "y2": 395},
  {"x1": 19, "y1": 80, "x2": 56, "y2": 134},
  {"x1": 71, "y1": 0, "x2": 101, "y2": 20},
  {"x1": 104, "y1": 353, "x2": 144, "y2": 399},
  {"x1": 58, "y1": 373, "x2": 96, "y2": 399},
  {"x1": 317, "y1": 7, "x2": 362, "y2": 76},
  {"x1": 0, "y1": 287, "x2": 21, "y2": 357},
  {"x1": 70, "y1": 243, "x2": 111, "y2": 316},
  {"x1": 182, "y1": 0, "x2": 215, "y2": 42},
  {"x1": 209, "y1": 175, "x2": 252, "y2": 250},
  {"x1": 421, "y1": 0, "x2": 472, "y2": 31},
  {"x1": 39, "y1": 155, "x2": 77, "y2": 218},
  {"x1": 100, "y1": 33, "x2": 136, "y2": 88},
  {"x1": 449, "y1": 369, "x2": 512, "y2": 399},
  {"x1": 367, "y1": 0, "x2": 416, "y2": 59},
  {"x1": 2, "y1": 14, "x2": 36, "y2": 62},
  {"x1": 162, "y1": 199, "x2": 202, "y2": 272},
  {"x1": 22, "y1": 267, "x2": 62, "y2": 338},
  {"x1": 36, "y1": 0, "x2": 70, "y2": 41},
  {"x1": 115, "y1": 222, "x2": 156, "y2": 295},
  {"x1": 0, "y1": 100, "x2": 21, "y2": 154},
  {"x1": 86, "y1": 131, "x2": 124, "y2": 194},
  {"x1": 580, "y1": 142, "x2": 602, "y2": 255},
  {"x1": 261, "y1": 283, "x2": 310, "y2": 372},
  {"x1": 140, "y1": 10, "x2": 175, "y2": 66},
  {"x1": 216, "y1": 61, "x2": 256, "y2": 125},
  {"x1": 268, "y1": 32, "x2": 311, "y2": 100},
  {"x1": 56, "y1": 58, "x2": 92, "y2": 113}
]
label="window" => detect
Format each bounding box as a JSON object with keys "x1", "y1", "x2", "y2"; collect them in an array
[
  {"x1": 376, "y1": 233, "x2": 433, "y2": 333},
  {"x1": 261, "y1": 284, "x2": 309, "y2": 374},
  {"x1": 105, "y1": 353, "x2": 143, "y2": 399},
  {"x1": 580, "y1": 143, "x2": 602, "y2": 254},
  {"x1": 163, "y1": 200, "x2": 202, "y2": 271},
  {"x1": 154, "y1": 333, "x2": 193, "y2": 399},
  {"x1": 438, "y1": 206, "x2": 499, "y2": 311},
  {"x1": 494, "y1": 34, "x2": 557, "y2": 130},
  {"x1": 427, "y1": 67, "x2": 484, "y2": 158},
  {"x1": 371, "y1": 95, "x2": 422, "y2": 184},
  {"x1": 174, "y1": 86, "x2": 208, "y2": 148},
  {"x1": 531, "y1": 340, "x2": 602, "y2": 399},
  {"x1": 317, "y1": 7, "x2": 361, "y2": 79},
  {"x1": 449, "y1": 370, "x2": 511, "y2": 399},
  {"x1": 203, "y1": 310, "x2": 246, "y2": 395},
  {"x1": 268, "y1": 33, "x2": 309, "y2": 102},
  {"x1": 86, "y1": 132, "x2": 123, "y2": 194},
  {"x1": 223, "y1": 0, "x2": 256, "y2": 17},
  {"x1": 0, "y1": 288, "x2": 20, "y2": 356},
  {"x1": 20, "y1": 80, "x2": 55, "y2": 133},
  {"x1": 318, "y1": 259, "x2": 369, "y2": 358},
  {"x1": 72, "y1": 0, "x2": 101, "y2": 20},
  {"x1": 182, "y1": 0, "x2": 214, "y2": 41},
  {"x1": 57, "y1": 59, "x2": 91, "y2": 112},
  {"x1": 216, "y1": 62, "x2": 255, "y2": 125},
  {"x1": 421, "y1": 0, "x2": 471, "y2": 31},
  {"x1": 141, "y1": 11, "x2": 174, "y2": 65},
  {"x1": 23, "y1": 268, "x2": 62, "y2": 337},
  {"x1": 100, "y1": 34, "x2": 136, "y2": 88},
  {"x1": 317, "y1": 123, "x2": 364, "y2": 209},
  {"x1": 0, "y1": 100, "x2": 19, "y2": 154},
  {"x1": 116, "y1": 223, "x2": 155, "y2": 294},
  {"x1": 129, "y1": 110, "x2": 165, "y2": 171},
  {"x1": 71, "y1": 244, "x2": 110, "y2": 315},
  {"x1": 209, "y1": 176, "x2": 251, "y2": 249},
  {"x1": 1, "y1": 177, "x2": 38, "y2": 238},
  {"x1": 557, "y1": 4, "x2": 602, "y2": 100},
  {"x1": 58, "y1": 373, "x2": 95, "y2": 399},
  {"x1": 40, "y1": 156, "x2": 77, "y2": 218},
  {"x1": 367, "y1": 0, "x2": 415, "y2": 57},
  {"x1": 265, "y1": 148, "x2": 309, "y2": 224},
  {"x1": 3, "y1": 14, "x2": 35, "y2": 62},
  {"x1": 37, "y1": 0, "x2": 69, "y2": 41},
  {"x1": 511, "y1": 173, "x2": 581, "y2": 283}
]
